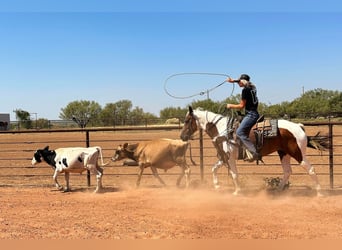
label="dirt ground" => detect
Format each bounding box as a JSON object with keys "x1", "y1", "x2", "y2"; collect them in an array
[
  {"x1": 1, "y1": 126, "x2": 342, "y2": 239},
  {"x1": 1, "y1": 185, "x2": 342, "y2": 239}
]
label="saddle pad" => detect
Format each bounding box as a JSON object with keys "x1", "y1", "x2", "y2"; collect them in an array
[{"x1": 255, "y1": 119, "x2": 278, "y2": 137}]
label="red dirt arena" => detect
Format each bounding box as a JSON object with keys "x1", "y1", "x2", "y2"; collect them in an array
[{"x1": 0, "y1": 126, "x2": 342, "y2": 239}]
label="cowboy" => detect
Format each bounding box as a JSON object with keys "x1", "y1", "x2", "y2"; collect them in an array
[{"x1": 226, "y1": 74, "x2": 260, "y2": 162}]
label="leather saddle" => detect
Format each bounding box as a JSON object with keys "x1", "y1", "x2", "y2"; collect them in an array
[
  {"x1": 237, "y1": 115, "x2": 278, "y2": 162},
  {"x1": 253, "y1": 115, "x2": 278, "y2": 157},
  {"x1": 253, "y1": 115, "x2": 278, "y2": 138}
]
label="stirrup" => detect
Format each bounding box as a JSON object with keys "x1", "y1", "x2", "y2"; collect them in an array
[
  {"x1": 244, "y1": 150, "x2": 254, "y2": 162},
  {"x1": 244, "y1": 151, "x2": 264, "y2": 164}
]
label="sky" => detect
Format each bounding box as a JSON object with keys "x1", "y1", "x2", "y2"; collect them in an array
[{"x1": 0, "y1": 1, "x2": 342, "y2": 120}]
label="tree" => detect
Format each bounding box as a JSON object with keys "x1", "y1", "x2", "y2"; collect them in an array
[
  {"x1": 99, "y1": 103, "x2": 117, "y2": 126},
  {"x1": 160, "y1": 107, "x2": 188, "y2": 120},
  {"x1": 130, "y1": 107, "x2": 158, "y2": 125},
  {"x1": 264, "y1": 101, "x2": 290, "y2": 118},
  {"x1": 328, "y1": 92, "x2": 342, "y2": 114},
  {"x1": 190, "y1": 99, "x2": 222, "y2": 113},
  {"x1": 223, "y1": 94, "x2": 241, "y2": 105},
  {"x1": 36, "y1": 118, "x2": 50, "y2": 129},
  {"x1": 261, "y1": 89, "x2": 342, "y2": 119},
  {"x1": 112, "y1": 100, "x2": 133, "y2": 125},
  {"x1": 286, "y1": 89, "x2": 339, "y2": 118},
  {"x1": 59, "y1": 100, "x2": 102, "y2": 128},
  {"x1": 14, "y1": 109, "x2": 32, "y2": 129}
]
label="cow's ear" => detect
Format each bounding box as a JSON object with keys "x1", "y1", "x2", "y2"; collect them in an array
[
  {"x1": 123, "y1": 143, "x2": 128, "y2": 149},
  {"x1": 189, "y1": 106, "x2": 193, "y2": 114},
  {"x1": 44, "y1": 146, "x2": 49, "y2": 151}
]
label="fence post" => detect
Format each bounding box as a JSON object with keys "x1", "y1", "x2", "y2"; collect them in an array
[
  {"x1": 199, "y1": 129, "x2": 204, "y2": 181},
  {"x1": 85, "y1": 130, "x2": 91, "y2": 187},
  {"x1": 329, "y1": 123, "x2": 334, "y2": 189}
]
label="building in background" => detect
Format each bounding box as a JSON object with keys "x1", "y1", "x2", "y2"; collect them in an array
[{"x1": 0, "y1": 113, "x2": 10, "y2": 130}]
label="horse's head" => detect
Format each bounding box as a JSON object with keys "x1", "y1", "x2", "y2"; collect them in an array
[{"x1": 180, "y1": 106, "x2": 199, "y2": 141}]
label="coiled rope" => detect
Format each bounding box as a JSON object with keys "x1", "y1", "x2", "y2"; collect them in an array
[{"x1": 164, "y1": 72, "x2": 234, "y2": 100}]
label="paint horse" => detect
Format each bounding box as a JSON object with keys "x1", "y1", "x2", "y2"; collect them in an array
[{"x1": 180, "y1": 106, "x2": 329, "y2": 196}]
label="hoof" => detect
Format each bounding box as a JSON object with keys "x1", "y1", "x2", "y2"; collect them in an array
[
  {"x1": 232, "y1": 189, "x2": 241, "y2": 196},
  {"x1": 94, "y1": 188, "x2": 103, "y2": 194},
  {"x1": 316, "y1": 191, "x2": 324, "y2": 197}
]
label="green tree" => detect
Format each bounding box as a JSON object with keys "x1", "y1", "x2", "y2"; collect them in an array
[
  {"x1": 36, "y1": 118, "x2": 50, "y2": 129},
  {"x1": 264, "y1": 101, "x2": 290, "y2": 118},
  {"x1": 287, "y1": 89, "x2": 339, "y2": 118},
  {"x1": 99, "y1": 100, "x2": 158, "y2": 126},
  {"x1": 130, "y1": 107, "x2": 158, "y2": 125},
  {"x1": 14, "y1": 109, "x2": 32, "y2": 129},
  {"x1": 190, "y1": 99, "x2": 222, "y2": 113},
  {"x1": 160, "y1": 107, "x2": 188, "y2": 120},
  {"x1": 223, "y1": 94, "x2": 241, "y2": 105},
  {"x1": 261, "y1": 89, "x2": 341, "y2": 119},
  {"x1": 328, "y1": 92, "x2": 342, "y2": 113},
  {"x1": 113, "y1": 100, "x2": 133, "y2": 125},
  {"x1": 100, "y1": 103, "x2": 117, "y2": 126},
  {"x1": 130, "y1": 106, "x2": 145, "y2": 125},
  {"x1": 59, "y1": 100, "x2": 102, "y2": 128}
]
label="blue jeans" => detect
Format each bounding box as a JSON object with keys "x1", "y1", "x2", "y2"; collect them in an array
[{"x1": 236, "y1": 110, "x2": 259, "y2": 155}]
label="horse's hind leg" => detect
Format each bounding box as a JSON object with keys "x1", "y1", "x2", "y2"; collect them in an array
[
  {"x1": 279, "y1": 153, "x2": 292, "y2": 190},
  {"x1": 301, "y1": 158, "x2": 322, "y2": 196}
]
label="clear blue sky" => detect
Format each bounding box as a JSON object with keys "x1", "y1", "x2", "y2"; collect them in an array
[{"x1": 1, "y1": 1, "x2": 341, "y2": 120}]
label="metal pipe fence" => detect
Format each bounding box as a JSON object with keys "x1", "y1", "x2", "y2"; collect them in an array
[{"x1": 0, "y1": 122, "x2": 341, "y2": 189}]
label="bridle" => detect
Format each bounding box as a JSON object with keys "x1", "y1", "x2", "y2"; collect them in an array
[
  {"x1": 181, "y1": 113, "x2": 199, "y2": 140},
  {"x1": 182, "y1": 109, "x2": 239, "y2": 143}
]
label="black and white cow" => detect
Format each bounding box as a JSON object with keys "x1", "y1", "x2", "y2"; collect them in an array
[{"x1": 32, "y1": 146, "x2": 107, "y2": 193}]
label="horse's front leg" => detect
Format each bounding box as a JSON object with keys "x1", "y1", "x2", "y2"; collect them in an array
[
  {"x1": 225, "y1": 142, "x2": 241, "y2": 195},
  {"x1": 212, "y1": 160, "x2": 223, "y2": 189},
  {"x1": 228, "y1": 157, "x2": 240, "y2": 195}
]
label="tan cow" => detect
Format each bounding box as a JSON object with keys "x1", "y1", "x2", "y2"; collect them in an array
[{"x1": 111, "y1": 138, "x2": 193, "y2": 187}]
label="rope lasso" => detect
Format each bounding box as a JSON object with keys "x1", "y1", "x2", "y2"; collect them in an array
[{"x1": 164, "y1": 72, "x2": 234, "y2": 100}]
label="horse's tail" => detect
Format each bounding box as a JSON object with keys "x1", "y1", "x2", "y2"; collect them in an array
[{"x1": 307, "y1": 132, "x2": 330, "y2": 152}]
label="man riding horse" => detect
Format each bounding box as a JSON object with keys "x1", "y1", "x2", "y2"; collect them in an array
[{"x1": 226, "y1": 74, "x2": 261, "y2": 162}]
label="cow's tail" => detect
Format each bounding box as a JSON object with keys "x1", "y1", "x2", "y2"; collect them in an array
[
  {"x1": 188, "y1": 142, "x2": 196, "y2": 166},
  {"x1": 96, "y1": 146, "x2": 110, "y2": 167},
  {"x1": 307, "y1": 132, "x2": 330, "y2": 152}
]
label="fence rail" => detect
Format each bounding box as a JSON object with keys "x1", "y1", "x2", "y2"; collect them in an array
[{"x1": 0, "y1": 122, "x2": 341, "y2": 190}]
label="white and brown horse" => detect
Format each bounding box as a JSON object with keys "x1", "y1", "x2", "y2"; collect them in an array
[{"x1": 180, "y1": 106, "x2": 329, "y2": 195}]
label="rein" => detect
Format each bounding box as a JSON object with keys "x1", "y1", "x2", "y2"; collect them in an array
[{"x1": 205, "y1": 111, "x2": 236, "y2": 141}]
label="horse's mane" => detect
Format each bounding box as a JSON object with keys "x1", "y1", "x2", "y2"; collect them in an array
[
  {"x1": 194, "y1": 107, "x2": 236, "y2": 121},
  {"x1": 194, "y1": 108, "x2": 224, "y2": 120},
  {"x1": 193, "y1": 108, "x2": 240, "y2": 132}
]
